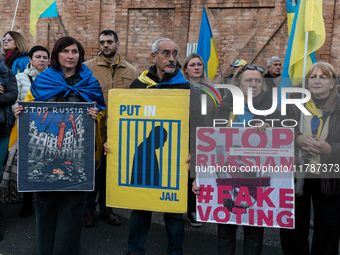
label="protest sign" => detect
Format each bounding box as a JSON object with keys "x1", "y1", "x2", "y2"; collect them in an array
[
  {"x1": 18, "y1": 102, "x2": 95, "y2": 191},
  {"x1": 196, "y1": 127, "x2": 294, "y2": 229},
  {"x1": 106, "y1": 89, "x2": 189, "y2": 213}
]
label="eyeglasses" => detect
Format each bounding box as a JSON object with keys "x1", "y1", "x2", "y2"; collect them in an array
[
  {"x1": 243, "y1": 64, "x2": 265, "y2": 73},
  {"x1": 158, "y1": 50, "x2": 178, "y2": 59},
  {"x1": 3, "y1": 37, "x2": 13, "y2": 42}
]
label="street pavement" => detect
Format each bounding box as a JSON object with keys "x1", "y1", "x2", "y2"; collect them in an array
[{"x1": 0, "y1": 201, "x2": 284, "y2": 255}]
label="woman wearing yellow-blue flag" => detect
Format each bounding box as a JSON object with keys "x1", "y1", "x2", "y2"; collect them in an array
[
  {"x1": 14, "y1": 36, "x2": 106, "y2": 255},
  {"x1": 281, "y1": 62, "x2": 340, "y2": 255}
]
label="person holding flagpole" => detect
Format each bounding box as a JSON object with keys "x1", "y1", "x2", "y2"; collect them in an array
[{"x1": 280, "y1": 62, "x2": 340, "y2": 255}]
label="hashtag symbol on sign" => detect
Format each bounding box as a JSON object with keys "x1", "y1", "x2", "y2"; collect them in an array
[{"x1": 197, "y1": 185, "x2": 214, "y2": 203}]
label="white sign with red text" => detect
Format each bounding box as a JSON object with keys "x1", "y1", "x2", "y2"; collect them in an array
[{"x1": 196, "y1": 127, "x2": 295, "y2": 229}]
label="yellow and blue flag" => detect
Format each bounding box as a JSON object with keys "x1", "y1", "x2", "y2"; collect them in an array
[
  {"x1": 30, "y1": 0, "x2": 58, "y2": 37},
  {"x1": 196, "y1": 7, "x2": 219, "y2": 79},
  {"x1": 287, "y1": 0, "x2": 297, "y2": 35},
  {"x1": 279, "y1": 0, "x2": 325, "y2": 105}
]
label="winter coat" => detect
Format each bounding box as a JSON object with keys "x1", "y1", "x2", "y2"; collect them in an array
[
  {"x1": 0, "y1": 59, "x2": 18, "y2": 137},
  {"x1": 15, "y1": 63, "x2": 39, "y2": 101},
  {"x1": 286, "y1": 94, "x2": 340, "y2": 196},
  {"x1": 264, "y1": 72, "x2": 278, "y2": 92},
  {"x1": 10, "y1": 54, "x2": 30, "y2": 74},
  {"x1": 85, "y1": 54, "x2": 138, "y2": 106}
]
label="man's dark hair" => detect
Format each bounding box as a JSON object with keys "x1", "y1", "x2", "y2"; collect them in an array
[
  {"x1": 50, "y1": 36, "x2": 85, "y2": 73},
  {"x1": 98, "y1": 30, "x2": 118, "y2": 43},
  {"x1": 29, "y1": 45, "x2": 50, "y2": 59}
]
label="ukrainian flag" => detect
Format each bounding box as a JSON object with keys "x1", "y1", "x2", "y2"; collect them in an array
[
  {"x1": 279, "y1": 0, "x2": 325, "y2": 105},
  {"x1": 287, "y1": 0, "x2": 297, "y2": 36},
  {"x1": 196, "y1": 7, "x2": 219, "y2": 79},
  {"x1": 30, "y1": 0, "x2": 58, "y2": 37}
]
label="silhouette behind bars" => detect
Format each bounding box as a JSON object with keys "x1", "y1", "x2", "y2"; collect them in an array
[{"x1": 130, "y1": 126, "x2": 168, "y2": 187}]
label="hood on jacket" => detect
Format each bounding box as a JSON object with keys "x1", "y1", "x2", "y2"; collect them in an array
[{"x1": 23, "y1": 63, "x2": 39, "y2": 78}]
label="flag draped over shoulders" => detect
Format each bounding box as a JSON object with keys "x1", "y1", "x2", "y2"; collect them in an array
[
  {"x1": 31, "y1": 64, "x2": 106, "y2": 111},
  {"x1": 9, "y1": 64, "x2": 106, "y2": 168}
]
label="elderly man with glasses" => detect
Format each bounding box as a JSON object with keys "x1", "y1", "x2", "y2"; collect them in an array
[{"x1": 124, "y1": 38, "x2": 204, "y2": 255}]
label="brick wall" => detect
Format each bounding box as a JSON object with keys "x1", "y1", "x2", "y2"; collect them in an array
[{"x1": 1, "y1": 0, "x2": 339, "y2": 76}]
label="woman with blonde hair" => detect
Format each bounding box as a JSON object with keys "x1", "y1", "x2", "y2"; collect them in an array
[
  {"x1": 182, "y1": 53, "x2": 221, "y2": 228},
  {"x1": 182, "y1": 53, "x2": 220, "y2": 125},
  {"x1": 2, "y1": 31, "x2": 29, "y2": 74},
  {"x1": 280, "y1": 62, "x2": 340, "y2": 255}
]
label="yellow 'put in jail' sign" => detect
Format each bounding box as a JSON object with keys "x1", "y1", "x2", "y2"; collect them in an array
[{"x1": 106, "y1": 89, "x2": 190, "y2": 213}]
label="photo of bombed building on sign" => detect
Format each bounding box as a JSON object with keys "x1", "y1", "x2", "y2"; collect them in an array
[{"x1": 196, "y1": 127, "x2": 295, "y2": 229}]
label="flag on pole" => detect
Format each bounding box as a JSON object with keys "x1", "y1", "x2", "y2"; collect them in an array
[
  {"x1": 287, "y1": 0, "x2": 297, "y2": 36},
  {"x1": 30, "y1": 0, "x2": 58, "y2": 37},
  {"x1": 196, "y1": 7, "x2": 219, "y2": 79},
  {"x1": 279, "y1": 0, "x2": 325, "y2": 104}
]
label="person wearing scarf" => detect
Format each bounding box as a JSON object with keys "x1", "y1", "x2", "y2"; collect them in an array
[
  {"x1": 212, "y1": 64, "x2": 281, "y2": 255},
  {"x1": 281, "y1": 62, "x2": 340, "y2": 255},
  {"x1": 2, "y1": 31, "x2": 29, "y2": 74},
  {"x1": 12, "y1": 36, "x2": 105, "y2": 255},
  {"x1": 123, "y1": 38, "x2": 204, "y2": 255}
]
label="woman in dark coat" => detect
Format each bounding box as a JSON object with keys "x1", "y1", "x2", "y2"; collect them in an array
[
  {"x1": 14, "y1": 36, "x2": 105, "y2": 255},
  {"x1": 280, "y1": 62, "x2": 340, "y2": 255},
  {"x1": 0, "y1": 53, "x2": 18, "y2": 241}
]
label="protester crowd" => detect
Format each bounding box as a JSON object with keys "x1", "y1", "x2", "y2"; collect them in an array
[{"x1": 0, "y1": 29, "x2": 339, "y2": 255}]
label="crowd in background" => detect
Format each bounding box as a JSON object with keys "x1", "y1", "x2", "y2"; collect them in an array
[{"x1": 0, "y1": 30, "x2": 339, "y2": 255}]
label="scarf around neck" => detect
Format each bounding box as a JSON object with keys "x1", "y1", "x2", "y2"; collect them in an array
[
  {"x1": 305, "y1": 100, "x2": 329, "y2": 137},
  {"x1": 138, "y1": 69, "x2": 188, "y2": 88}
]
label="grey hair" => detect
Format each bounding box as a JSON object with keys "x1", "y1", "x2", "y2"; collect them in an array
[
  {"x1": 151, "y1": 38, "x2": 179, "y2": 55},
  {"x1": 267, "y1": 56, "x2": 280, "y2": 67}
]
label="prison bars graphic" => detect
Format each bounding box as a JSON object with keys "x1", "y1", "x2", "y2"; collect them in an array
[{"x1": 118, "y1": 119, "x2": 181, "y2": 190}]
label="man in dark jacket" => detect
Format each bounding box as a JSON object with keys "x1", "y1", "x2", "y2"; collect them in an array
[
  {"x1": 127, "y1": 38, "x2": 204, "y2": 255},
  {"x1": 264, "y1": 56, "x2": 281, "y2": 92}
]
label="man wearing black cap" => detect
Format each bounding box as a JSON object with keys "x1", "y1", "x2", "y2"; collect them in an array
[{"x1": 14, "y1": 45, "x2": 50, "y2": 218}]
